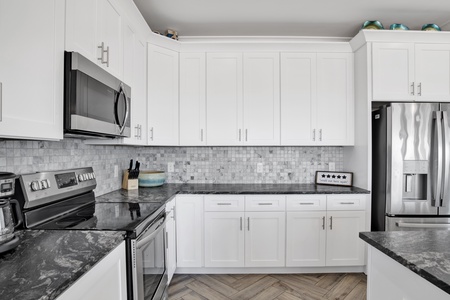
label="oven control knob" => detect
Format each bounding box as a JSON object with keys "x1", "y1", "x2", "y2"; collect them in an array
[
  {"x1": 78, "y1": 174, "x2": 84, "y2": 182},
  {"x1": 88, "y1": 173, "x2": 93, "y2": 180},
  {"x1": 83, "y1": 174, "x2": 88, "y2": 181},
  {"x1": 30, "y1": 181, "x2": 41, "y2": 191},
  {"x1": 40, "y1": 180, "x2": 48, "y2": 189},
  {"x1": 91, "y1": 172, "x2": 96, "y2": 179}
]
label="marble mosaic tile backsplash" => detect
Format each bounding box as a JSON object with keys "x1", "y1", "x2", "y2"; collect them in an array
[{"x1": 0, "y1": 139, "x2": 343, "y2": 196}]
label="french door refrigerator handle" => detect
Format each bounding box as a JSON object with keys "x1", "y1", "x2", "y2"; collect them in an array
[
  {"x1": 442, "y1": 113, "x2": 450, "y2": 205},
  {"x1": 396, "y1": 221, "x2": 450, "y2": 229},
  {"x1": 434, "y1": 111, "x2": 444, "y2": 207}
]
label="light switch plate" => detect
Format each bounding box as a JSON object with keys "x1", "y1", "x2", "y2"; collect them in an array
[{"x1": 315, "y1": 171, "x2": 353, "y2": 186}]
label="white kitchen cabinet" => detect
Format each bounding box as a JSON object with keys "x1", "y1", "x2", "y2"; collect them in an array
[
  {"x1": 65, "y1": 0, "x2": 123, "y2": 79},
  {"x1": 176, "y1": 195, "x2": 203, "y2": 268},
  {"x1": 281, "y1": 53, "x2": 354, "y2": 146},
  {"x1": 179, "y1": 53, "x2": 206, "y2": 145},
  {"x1": 57, "y1": 242, "x2": 127, "y2": 300},
  {"x1": 148, "y1": 45, "x2": 179, "y2": 145},
  {"x1": 326, "y1": 211, "x2": 366, "y2": 266},
  {"x1": 245, "y1": 212, "x2": 285, "y2": 267},
  {"x1": 281, "y1": 53, "x2": 316, "y2": 145},
  {"x1": 316, "y1": 53, "x2": 354, "y2": 145},
  {"x1": 372, "y1": 43, "x2": 450, "y2": 102},
  {"x1": 415, "y1": 44, "x2": 450, "y2": 102},
  {"x1": 165, "y1": 199, "x2": 177, "y2": 283},
  {"x1": 243, "y1": 53, "x2": 280, "y2": 145},
  {"x1": 286, "y1": 194, "x2": 366, "y2": 267},
  {"x1": 372, "y1": 43, "x2": 415, "y2": 101},
  {"x1": 0, "y1": 0, "x2": 64, "y2": 140},
  {"x1": 206, "y1": 53, "x2": 243, "y2": 145},
  {"x1": 204, "y1": 212, "x2": 245, "y2": 267},
  {"x1": 286, "y1": 211, "x2": 326, "y2": 267}
]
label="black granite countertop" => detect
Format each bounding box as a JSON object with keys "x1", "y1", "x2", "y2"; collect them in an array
[
  {"x1": 360, "y1": 231, "x2": 450, "y2": 295},
  {"x1": 0, "y1": 230, "x2": 125, "y2": 300},
  {"x1": 95, "y1": 183, "x2": 369, "y2": 203}
]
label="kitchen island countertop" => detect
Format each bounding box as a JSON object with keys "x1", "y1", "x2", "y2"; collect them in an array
[
  {"x1": 360, "y1": 230, "x2": 450, "y2": 295},
  {"x1": 0, "y1": 230, "x2": 125, "y2": 300}
]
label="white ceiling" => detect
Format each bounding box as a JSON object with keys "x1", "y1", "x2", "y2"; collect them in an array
[{"x1": 133, "y1": 0, "x2": 450, "y2": 38}]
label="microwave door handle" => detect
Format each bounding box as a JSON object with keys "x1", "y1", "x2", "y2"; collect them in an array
[{"x1": 115, "y1": 84, "x2": 129, "y2": 134}]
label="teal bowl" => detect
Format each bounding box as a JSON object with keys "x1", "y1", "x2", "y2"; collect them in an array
[
  {"x1": 361, "y1": 20, "x2": 384, "y2": 30},
  {"x1": 138, "y1": 171, "x2": 166, "y2": 187},
  {"x1": 390, "y1": 23, "x2": 409, "y2": 30},
  {"x1": 422, "y1": 24, "x2": 441, "y2": 31}
]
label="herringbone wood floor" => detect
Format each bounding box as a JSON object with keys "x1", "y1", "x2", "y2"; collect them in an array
[{"x1": 168, "y1": 273, "x2": 367, "y2": 300}]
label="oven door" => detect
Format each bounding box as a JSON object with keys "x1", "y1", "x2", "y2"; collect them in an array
[{"x1": 132, "y1": 212, "x2": 168, "y2": 300}]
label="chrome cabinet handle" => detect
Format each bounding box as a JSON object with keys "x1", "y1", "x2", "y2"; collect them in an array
[
  {"x1": 139, "y1": 125, "x2": 142, "y2": 140},
  {"x1": 105, "y1": 46, "x2": 110, "y2": 67},
  {"x1": 313, "y1": 129, "x2": 316, "y2": 141},
  {"x1": 339, "y1": 202, "x2": 355, "y2": 205},
  {"x1": 240, "y1": 217, "x2": 242, "y2": 231},
  {"x1": 134, "y1": 125, "x2": 139, "y2": 138},
  {"x1": 97, "y1": 42, "x2": 108, "y2": 65},
  {"x1": 239, "y1": 129, "x2": 241, "y2": 141},
  {"x1": 322, "y1": 216, "x2": 325, "y2": 230},
  {"x1": 300, "y1": 202, "x2": 315, "y2": 205},
  {"x1": 245, "y1": 129, "x2": 248, "y2": 142},
  {"x1": 201, "y1": 129, "x2": 204, "y2": 142},
  {"x1": 329, "y1": 216, "x2": 333, "y2": 230},
  {"x1": 258, "y1": 203, "x2": 272, "y2": 206},
  {"x1": 150, "y1": 127, "x2": 154, "y2": 141},
  {"x1": 418, "y1": 83, "x2": 422, "y2": 96},
  {"x1": 166, "y1": 231, "x2": 169, "y2": 249},
  {"x1": 319, "y1": 129, "x2": 322, "y2": 141},
  {"x1": 217, "y1": 203, "x2": 232, "y2": 206},
  {"x1": 247, "y1": 217, "x2": 250, "y2": 231},
  {"x1": 0, "y1": 82, "x2": 2, "y2": 122},
  {"x1": 411, "y1": 82, "x2": 415, "y2": 95}
]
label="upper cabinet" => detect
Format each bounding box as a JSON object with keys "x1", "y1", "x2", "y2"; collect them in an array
[
  {"x1": 0, "y1": 0, "x2": 64, "y2": 140},
  {"x1": 179, "y1": 53, "x2": 206, "y2": 146},
  {"x1": 281, "y1": 53, "x2": 354, "y2": 146},
  {"x1": 243, "y1": 53, "x2": 280, "y2": 145},
  {"x1": 372, "y1": 42, "x2": 450, "y2": 102},
  {"x1": 148, "y1": 45, "x2": 179, "y2": 146},
  {"x1": 66, "y1": 0, "x2": 123, "y2": 79},
  {"x1": 206, "y1": 53, "x2": 243, "y2": 145}
]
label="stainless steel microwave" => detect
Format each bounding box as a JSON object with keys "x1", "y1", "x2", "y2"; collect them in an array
[{"x1": 64, "y1": 51, "x2": 131, "y2": 139}]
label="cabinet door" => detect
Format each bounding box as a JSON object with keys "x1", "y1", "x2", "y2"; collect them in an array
[
  {"x1": 176, "y1": 196, "x2": 203, "y2": 268},
  {"x1": 148, "y1": 45, "x2": 179, "y2": 145},
  {"x1": 316, "y1": 53, "x2": 354, "y2": 145},
  {"x1": 372, "y1": 43, "x2": 415, "y2": 101},
  {"x1": 166, "y1": 206, "x2": 177, "y2": 283},
  {"x1": 286, "y1": 212, "x2": 326, "y2": 267},
  {"x1": 65, "y1": 0, "x2": 98, "y2": 62},
  {"x1": 0, "y1": 0, "x2": 64, "y2": 140},
  {"x1": 57, "y1": 242, "x2": 127, "y2": 300},
  {"x1": 243, "y1": 53, "x2": 280, "y2": 145},
  {"x1": 245, "y1": 212, "x2": 285, "y2": 267},
  {"x1": 415, "y1": 44, "x2": 450, "y2": 102},
  {"x1": 179, "y1": 53, "x2": 206, "y2": 145},
  {"x1": 206, "y1": 53, "x2": 243, "y2": 145},
  {"x1": 281, "y1": 53, "x2": 316, "y2": 145},
  {"x1": 204, "y1": 212, "x2": 245, "y2": 267},
  {"x1": 97, "y1": 0, "x2": 122, "y2": 78},
  {"x1": 326, "y1": 211, "x2": 365, "y2": 266}
]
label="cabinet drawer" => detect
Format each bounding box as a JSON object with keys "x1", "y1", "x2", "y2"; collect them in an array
[
  {"x1": 245, "y1": 195, "x2": 285, "y2": 211},
  {"x1": 286, "y1": 195, "x2": 326, "y2": 211},
  {"x1": 327, "y1": 195, "x2": 366, "y2": 211},
  {"x1": 204, "y1": 195, "x2": 245, "y2": 211}
]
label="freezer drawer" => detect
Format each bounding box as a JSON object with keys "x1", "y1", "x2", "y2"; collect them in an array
[{"x1": 386, "y1": 216, "x2": 450, "y2": 231}]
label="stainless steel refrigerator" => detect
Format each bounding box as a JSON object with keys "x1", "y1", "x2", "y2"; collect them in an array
[{"x1": 372, "y1": 103, "x2": 450, "y2": 231}]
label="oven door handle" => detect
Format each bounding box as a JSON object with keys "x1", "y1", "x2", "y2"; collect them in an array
[{"x1": 136, "y1": 216, "x2": 167, "y2": 249}]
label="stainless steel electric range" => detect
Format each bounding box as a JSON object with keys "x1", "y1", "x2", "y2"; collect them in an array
[{"x1": 14, "y1": 167, "x2": 168, "y2": 300}]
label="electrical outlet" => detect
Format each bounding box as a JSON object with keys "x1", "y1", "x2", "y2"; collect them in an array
[
  {"x1": 257, "y1": 163, "x2": 263, "y2": 173},
  {"x1": 168, "y1": 162, "x2": 175, "y2": 173},
  {"x1": 329, "y1": 162, "x2": 336, "y2": 171},
  {"x1": 114, "y1": 165, "x2": 119, "y2": 177}
]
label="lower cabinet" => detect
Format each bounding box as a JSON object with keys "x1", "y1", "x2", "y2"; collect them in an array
[
  {"x1": 165, "y1": 199, "x2": 177, "y2": 283},
  {"x1": 176, "y1": 195, "x2": 204, "y2": 268},
  {"x1": 57, "y1": 242, "x2": 127, "y2": 300}
]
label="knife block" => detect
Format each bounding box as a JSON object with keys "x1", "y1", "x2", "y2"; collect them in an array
[{"x1": 122, "y1": 170, "x2": 138, "y2": 190}]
